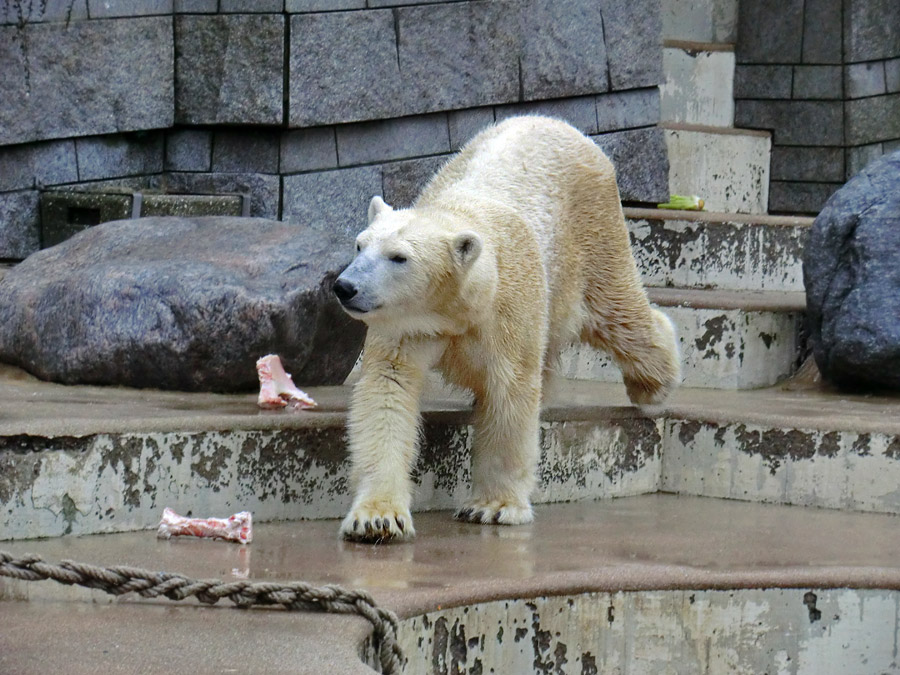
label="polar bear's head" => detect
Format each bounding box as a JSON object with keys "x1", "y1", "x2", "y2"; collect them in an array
[{"x1": 333, "y1": 196, "x2": 496, "y2": 336}]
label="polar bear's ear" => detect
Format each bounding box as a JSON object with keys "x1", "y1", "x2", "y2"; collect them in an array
[
  {"x1": 452, "y1": 231, "x2": 482, "y2": 267},
  {"x1": 367, "y1": 196, "x2": 392, "y2": 224}
]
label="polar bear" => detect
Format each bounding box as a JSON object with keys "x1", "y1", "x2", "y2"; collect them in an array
[{"x1": 332, "y1": 116, "x2": 680, "y2": 543}]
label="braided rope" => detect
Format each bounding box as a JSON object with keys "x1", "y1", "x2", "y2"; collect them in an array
[{"x1": 0, "y1": 550, "x2": 403, "y2": 674}]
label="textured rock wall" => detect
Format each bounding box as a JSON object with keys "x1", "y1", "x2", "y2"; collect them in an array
[
  {"x1": 735, "y1": 0, "x2": 900, "y2": 214},
  {"x1": 0, "y1": 0, "x2": 669, "y2": 260}
]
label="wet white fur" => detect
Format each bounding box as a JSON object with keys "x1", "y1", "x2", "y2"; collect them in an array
[{"x1": 337, "y1": 116, "x2": 681, "y2": 542}]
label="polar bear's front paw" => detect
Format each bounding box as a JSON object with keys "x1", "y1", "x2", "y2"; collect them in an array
[
  {"x1": 340, "y1": 499, "x2": 415, "y2": 543},
  {"x1": 454, "y1": 499, "x2": 534, "y2": 526}
]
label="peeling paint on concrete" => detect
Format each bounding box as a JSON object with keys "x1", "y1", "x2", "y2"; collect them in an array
[
  {"x1": 1, "y1": 416, "x2": 663, "y2": 540},
  {"x1": 664, "y1": 420, "x2": 900, "y2": 514},
  {"x1": 627, "y1": 216, "x2": 806, "y2": 292},
  {"x1": 665, "y1": 127, "x2": 771, "y2": 215},
  {"x1": 660, "y1": 46, "x2": 735, "y2": 126},
  {"x1": 558, "y1": 306, "x2": 803, "y2": 389},
  {"x1": 390, "y1": 589, "x2": 900, "y2": 674}
]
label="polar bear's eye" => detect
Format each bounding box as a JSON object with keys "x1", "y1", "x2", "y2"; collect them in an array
[{"x1": 389, "y1": 254, "x2": 407, "y2": 264}]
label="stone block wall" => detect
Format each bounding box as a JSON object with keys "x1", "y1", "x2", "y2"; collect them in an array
[
  {"x1": 734, "y1": 0, "x2": 900, "y2": 214},
  {"x1": 0, "y1": 0, "x2": 668, "y2": 260}
]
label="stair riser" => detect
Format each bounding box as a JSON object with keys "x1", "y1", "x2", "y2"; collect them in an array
[
  {"x1": 627, "y1": 216, "x2": 807, "y2": 292},
  {"x1": 664, "y1": 128, "x2": 771, "y2": 214},
  {"x1": 661, "y1": 47, "x2": 735, "y2": 126},
  {"x1": 665, "y1": 420, "x2": 900, "y2": 514},
  {"x1": 394, "y1": 589, "x2": 899, "y2": 675},
  {"x1": 558, "y1": 307, "x2": 804, "y2": 389},
  {"x1": 0, "y1": 417, "x2": 662, "y2": 540}
]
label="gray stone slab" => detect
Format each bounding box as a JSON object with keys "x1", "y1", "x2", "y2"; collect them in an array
[
  {"x1": 0, "y1": 140, "x2": 77, "y2": 192},
  {"x1": 281, "y1": 127, "x2": 338, "y2": 174},
  {"x1": 448, "y1": 108, "x2": 495, "y2": 151},
  {"x1": 335, "y1": 114, "x2": 450, "y2": 167},
  {"x1": 367, "y1": 0, "x2": 464, "y2": 5},
  {"x1": 601, "y1": 0, "x2": 664, "y2": 89},
  {"x1": 396, "y1": 2, "x2": 520, "y2": 114},
  {"x1": 0, "y1": 190, "x2": 40, "y2": 259},
  {"x1": 596, "y1": 88, "x2": 660, "y2": 132},
  {"x1": 282, "y1": 166, "x2": 382, "y2": 240},
  {"x1": 520, "y1": 0, "x2": 609, "y2": 99},
  {"x1": 496, "y1": 97, "x2": 598, "y2": 135},
  {"x1": 286, "y1": 0, "x2": 364, "y2": 10},
  {"x1": 735, "y1": 100, "x2": 843, "y2": 146},
  {"x1": 592, "y1": 127, "x2": 669, "y2": 203},
  {"x1": 793, "y1": 65, "x2": 842, "y2": 99},
  {"x1": 845, "y1": 94, "x2": 900, "y2": 146},
  {"x1": 887, "y1": 59, "x2": 900, "y2": 93},
  {"x1": 165, "y1": 130, "x2": 212, "y2": 172},
  {"x1": 0, "y1": 17, "x2": 173, "y2": 146},
  {"x1": 219, "y1": 0, "x2": 283, "y2": 11},
  {"x1": 212, "y1": 130, "x2": 280, "y2": 174},
  {"x1": 165, "y1": 172, "x2": 280, "y2": 218},
  {"x1": 175, "y1": 14, "x2": 284, "y2": 125},
  {"x1": 847, "y1": 144, "x2": 885, "y2": 179},
  {"x1": 173, "y1": 0, "x2": 217, "y2": 11},
  {"x1": 289, "y1": 10, "x2": 403, "y2": 127},
  {"x1": 0, "y1": 0, "x2": 88, "y2": 23},
  {"x1": 733, "y1": 65, "x2": 793, "y2": 99},
  {"x1": 844, "y1": 0, "x2": 900, "y2": 62},
  {"x1": 845, "y1": 62, "x2": 887, "y2": 99},
  {"x1": 75, "y1": 134, "x2": 165, "y2": 182},
  {"x1": 769, "y1": 181, "x2": 840, "y2": 214},
  {"x1": 382, "y1": 155, "x2": 448, "y2": 208},
  {"x1": 801, "y1": 0, "x2": 842, "y2": 64},
  {"x1": 87, "y1": 0, "x2": 172, "y2": 17},
  {"x1": 736, "y1": 0, "x2": 803, "y2": 64},
  {"x1": 770, "y1": 146, "x2": 845, "y2": 183}
]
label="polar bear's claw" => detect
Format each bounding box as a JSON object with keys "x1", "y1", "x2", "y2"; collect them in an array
[
  {"x1": 455, "y1": 500, "x2": 534, "y2": 526},
  {"x1": 340, "y1": 501, "x2": 415, "y2": 543}
]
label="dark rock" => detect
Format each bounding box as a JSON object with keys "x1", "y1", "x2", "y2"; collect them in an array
[
  {"x1": 804, "y1": 149, "x2": 900, "y2": 390},
  {"x1": 0, "y1": 217, "x2": 365, "y2": 391}
]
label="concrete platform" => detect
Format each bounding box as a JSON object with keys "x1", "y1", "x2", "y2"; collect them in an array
[
  {"x1": 4, "y1": 364, "x2": 900, "y2": 543},
  {"x1": 3, "y1": 495, "x2": 900, "y2": 674}
]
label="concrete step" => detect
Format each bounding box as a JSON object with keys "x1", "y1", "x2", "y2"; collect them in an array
[
  {"x1": 3, "y1": 494, "x2": 900, "y2": 674},
  {"x1": 660, "y1": 41, "x2": 735, "y2": 126},
  {"x1": 662, "y1": 123, "x2": 772, "y2": 215},
  {"x1": 4, "y1": 368, "x2": 900, "y2": 543},
  {"x1": 624, "y1": 208, "x2": 812, "y2": 293},
  {"x1": 558, "y1": 287, "x2": 806, "y2": 389}
]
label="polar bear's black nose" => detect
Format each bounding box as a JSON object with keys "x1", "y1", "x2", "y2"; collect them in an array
[{"x1": 333, "y1": 278, "x2": 357, "y2": 304}]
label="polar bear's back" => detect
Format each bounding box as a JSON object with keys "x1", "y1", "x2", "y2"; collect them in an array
[{"x1": 417, "y1": 115, "x2": 618, "y2": 258}]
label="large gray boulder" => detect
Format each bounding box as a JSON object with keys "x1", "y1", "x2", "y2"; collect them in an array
[
  {"x1": 0, "y1": 217, "x2": 365, "y2": 392},
  {"x1": 803, "y1": 149, "x2": 900, "y2": 391}
]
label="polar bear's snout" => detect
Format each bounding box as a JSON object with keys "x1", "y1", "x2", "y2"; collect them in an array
[{"x1": 332, "y1": 278, "x2": 357, "y2": 304}]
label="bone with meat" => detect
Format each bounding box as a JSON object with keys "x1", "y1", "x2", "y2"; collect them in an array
[
  {"x1": 157, "y1": 507, "x2": 253, "y2": 544},
  {"x1": 256, "y1": 354, "x2": 317, "y2": 410}
]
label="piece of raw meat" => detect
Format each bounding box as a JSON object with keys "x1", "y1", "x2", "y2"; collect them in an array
[
  {"x1": 256, "y1": 354, "x2": 317, "y2": 410},
  {"x1": 157, "y1": 507, "x2": 253, "y2": 544}
]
